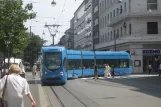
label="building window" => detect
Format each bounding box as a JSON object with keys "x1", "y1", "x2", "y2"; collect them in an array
[
  {"x1": 124, "y1": 2, "x2": 126, "y2": 12},
  {"x1": 147, "y1": 22, "x2": 158, "y2": 34},
  {"x1": 113, "y1": 10, "x2": 115, "y2": 17},
  {"x1": 117, "y1": 8, "x2": 119, "y2": 15},
  {"x1": 102, "y1": 1, "x2": 104, "y2": 11},
  {"x1": 100, "y1": 18, "x2": 102, "y2": 28},
  {"x1": 129, "y1": 24, "x2": 131, "y2": 35},
  {"x1": 108, "y1": 32, "x2": 110, "y2": 41},
  {"x1": 100, "y1": 3, "x2": 102, "y2": 13},
  {"x1": 147, "y1": 0, "x2": 157, "y2": 10},
  {"x1": 103, "y1": 17, "x2": 104, "y2": 28},
  {"x1": 108, "y1": 14, "x2": 110, "y2": 23},
  {"x1": 105, "y1": 16, "x2": 107, "y2": 26},
  {"x1": 105, "y1": 33, "x2": 107, "y2": 41},
  {"x1": 105, "y1": 0, "x2": 107, "y2": 8},
  {"x1": 110, "y1": 0, "x2": 112, "y2": 5},
  {"x1": 94, "y1": 5, "x2": 98, "y2": 13},
  {"x1": 121, "y1": 27, "x2": 123, "y2": 36},
  {"x1": 110, "y1": 12, "x2": 112, "y2": 20},
  {"x1": 110, "y1": 31, "x2": 113, "y2": 40},
  {"x1": 120, "y1": 5, "x2": 123, "y2": 13},
  {"x1": 117, "y1": 29, "x2": 119, "y2": 37},
  {"x1": 103, "y1": 34, "x2": 104, "y2": 42},
  {"x1": 114, "y1": 30, "x2": 116, "y2": 39},
  {"x1": 94, "y1": 18, "x2": 98, "y2": 26}
]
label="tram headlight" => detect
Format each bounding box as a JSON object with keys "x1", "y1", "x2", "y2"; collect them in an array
[
  {"x1": 45, "y1": 72, "x2": 48, "y2": 74},
  {"x1": 60, "y1": 71, "x2": 63, "y2": 75}
]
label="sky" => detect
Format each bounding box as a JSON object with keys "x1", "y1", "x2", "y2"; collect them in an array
[{"x1": 24, "y1": 0, "x2": 84, "y2": 45}]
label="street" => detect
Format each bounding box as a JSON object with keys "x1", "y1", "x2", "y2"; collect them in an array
[{"x1": 24, "y1": 72, "x2": 161, "y2": 107}]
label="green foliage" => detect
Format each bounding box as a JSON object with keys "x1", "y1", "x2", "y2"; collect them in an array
[
  {"x1": 0, "y1": 0, "x2": 36, "y2": 58},
  {"x1": 24, "y1": 34, "x2": 45, "y2": 66}
]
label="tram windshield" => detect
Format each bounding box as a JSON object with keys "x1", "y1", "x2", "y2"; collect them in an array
[{"x1": 44, "y1": 52, "x2": 62, "y2": 71}]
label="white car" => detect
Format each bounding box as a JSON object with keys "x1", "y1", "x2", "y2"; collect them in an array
[{"x1": 1, "y1": 58, "x2": 25, "y2": 78}]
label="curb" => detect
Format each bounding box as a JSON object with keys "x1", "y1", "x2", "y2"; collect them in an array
[{"x1": 38, "y1": 84, "x2": 49, "y2": 107}]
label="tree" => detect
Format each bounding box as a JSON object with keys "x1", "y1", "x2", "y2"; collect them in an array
[
  {"x1": 0, "y1": 0, "x2": 36, "y2": 58},
  {"x1": 24, "y1": 34, "x2": 46, "y2": 67}
]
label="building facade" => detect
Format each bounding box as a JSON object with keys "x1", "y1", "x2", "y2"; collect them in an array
[
  {"x1": 73, "y1": 0, "x2": 92, "y2": 50},
  {"x1": 92, "y1": 0, "x2": 100, "y2": 50},
  {"x1": 97, "y1": 0, "x2": 161, "y2": 73},
  {"x1": 58, "y1": 35, "x2": 66, "y2": 46}
]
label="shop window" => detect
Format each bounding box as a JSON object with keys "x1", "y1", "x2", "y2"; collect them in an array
[{"x1": 134, "y1": 60, "x2": 141, "y2": 67}]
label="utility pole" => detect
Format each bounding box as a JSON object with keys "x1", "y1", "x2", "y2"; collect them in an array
[{"x1": 45, "y1": 24, "x2": 60, "y2": 45}]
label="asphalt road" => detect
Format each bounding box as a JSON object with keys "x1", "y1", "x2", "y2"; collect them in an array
[{"x1": 23, "y1": 72, "x2": 161, "y2": 107}]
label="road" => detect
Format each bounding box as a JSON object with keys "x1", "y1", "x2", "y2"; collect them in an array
[{"x1": 24, "y1": 72, "x2": 161, "y2": 107}]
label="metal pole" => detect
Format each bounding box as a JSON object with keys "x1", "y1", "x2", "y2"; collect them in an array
[{"x1": 114, "y1": 34, "x2": 116, "y2": 51}]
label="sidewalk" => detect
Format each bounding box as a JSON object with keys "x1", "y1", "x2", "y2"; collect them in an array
[{"x1": 24, "y1": 72, "x2": 49, "y2": 107}]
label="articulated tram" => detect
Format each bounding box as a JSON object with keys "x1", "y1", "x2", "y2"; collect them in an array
[{"x1": 40, "y1": 46, "x2": 132, "y2": 85}]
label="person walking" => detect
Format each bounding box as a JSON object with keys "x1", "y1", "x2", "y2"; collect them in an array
[
  {"x1": 0, "y1": 64, "x2": 36, "y2": 107},
  {"x1": 32, "y1": 63, "x2": 37, "y2": 79},
  {"x1": 159, "y1": 63, "x2": 161, "y2": 76},
  {"x1": 148, "y1": 63, "x2": 152, "y2": 74},
  {"x1": 94, "y1": 64, "x2": 98, "y2": 80},
  {"x1": 104, "y1": 64, "x2": 111, "y2": 78}
]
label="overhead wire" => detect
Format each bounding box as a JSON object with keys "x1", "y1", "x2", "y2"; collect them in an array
[{"x1": 47, "y1": 0, "x2": 67, "y2": 43}]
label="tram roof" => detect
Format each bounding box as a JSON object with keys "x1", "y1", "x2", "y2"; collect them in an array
[
  {"x1": 67, "y1": 50, "x2": 129, "y2": 56},
  {"x1": 42, "y1": 46, "x2": 65, "y2": 51},
  {"x1": 95, "y1": 51, "x2": 129, "y2": 56}
]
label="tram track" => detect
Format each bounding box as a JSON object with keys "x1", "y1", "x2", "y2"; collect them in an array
[
  {"x1": 48, "y1": 84, "x2": 102, "y2": 107},
  {"x1": 50, "y1": 86, "x2": 88, "y2": 107}
]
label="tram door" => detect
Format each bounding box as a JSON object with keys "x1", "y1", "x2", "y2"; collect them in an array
[{"x1": 143, "y1": 55, "x2": 154, "y2": 72}]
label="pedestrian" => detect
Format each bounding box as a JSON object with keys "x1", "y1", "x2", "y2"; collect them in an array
[
  {"x1": 32, "y1": 63, "x2": 37, "y2": 79},
  {"x1": 111, "y1": 66, "x2": 115, "y2": 78},
  {"x1": 104, "y1": 64, "x2": 107, "y2": 78},
  {"x1": 0, "y1": 64, "x2": 36, "y2": 107},
  {"x1": 148, "y1": 63, "x2": 152, "y2": 74},
  {"x1": 93, "y1": 64, "x2": 98, "y2": 80},
  {"x1": 104, "y1": 64, "x2": 111, "y2": 78},
  {"x1": 159, "y1": 63, "x2": 161, "y2": 76}
]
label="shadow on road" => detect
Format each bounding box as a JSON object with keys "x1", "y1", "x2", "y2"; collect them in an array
[{"x1": 102, "y1": 75, "x2": 161, "y2": 98}]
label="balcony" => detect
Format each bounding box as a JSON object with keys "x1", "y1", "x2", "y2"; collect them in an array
[{"x1": 107, "y1": 10, "x2": 161, "y2": 27}]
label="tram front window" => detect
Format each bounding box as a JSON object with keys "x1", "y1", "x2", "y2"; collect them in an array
[{"x1": 45, "y1": 52, "x2": 62, "y2": 71}]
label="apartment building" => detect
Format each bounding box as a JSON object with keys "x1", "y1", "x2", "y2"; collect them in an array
[
  {"x1": 73, "y1": 0, "x2": 92, "y2": 50},
  {"x1": 97, "y1": 0, "x2": 161, "y2": 73},
  {"x1": 92, "y1": 0, "x2": 100, "y2": 50}
]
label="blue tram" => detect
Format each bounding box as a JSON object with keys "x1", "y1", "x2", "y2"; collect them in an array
[
  {"x1": 67, "y1": 50, "x2": 132, "y2": 78},
  {"x1": 40, "y1": 46, "x2": 67, "y2": 85},
  {"x1": 40, "y1": 46, "x2": 132, "y2": 84}
]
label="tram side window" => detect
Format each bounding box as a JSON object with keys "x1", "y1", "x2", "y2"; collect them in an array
[
  {"x1": 68, "y1": 59, "x2": 81, "y2": 70},
  {"x1": 96, "y1": 59, "x2": 120, "y2": 68},
  {"x1": 105, "y1": 60, "x2": 119, "y2": 68},
  {"x1": 64, "y1": 58, "x2": 67, "y2": 71},
  {"x1": 83, "y1": 59, "x2": 94, "y2": 69},
  {"x1": 120, "y1": 60, "x2": 129, "y2": 68},
  {"x1": 96, "y1": 59, "x2": 104, "y2": 68}
]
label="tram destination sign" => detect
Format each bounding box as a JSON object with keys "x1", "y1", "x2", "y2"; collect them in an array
[{"x1": 143, "y1": 50, "x2": 161, "y2": 54}]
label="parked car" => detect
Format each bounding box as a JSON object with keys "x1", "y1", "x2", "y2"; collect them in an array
[{"x1": 2, "y1": 58, "x2": 26, "y2": 78}]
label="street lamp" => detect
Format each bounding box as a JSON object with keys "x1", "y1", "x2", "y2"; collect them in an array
[
  {"x1": 51, "y1": 0, "x2": 56, "y2": 7},
  {"x1": 30, "y1": 20, "x2": 38, "y2": 36}
]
